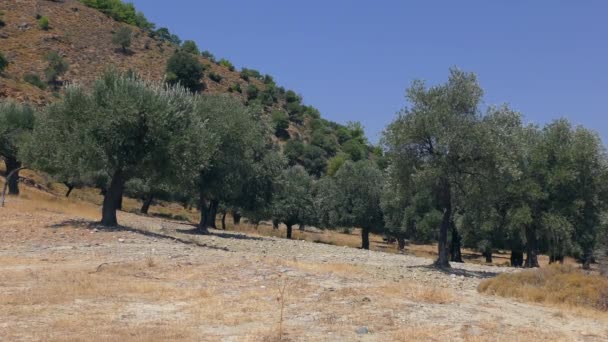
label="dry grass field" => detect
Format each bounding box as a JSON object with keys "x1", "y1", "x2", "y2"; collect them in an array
[{"x1": 1, "y1": 176, "x2": 608, "y2": 341}]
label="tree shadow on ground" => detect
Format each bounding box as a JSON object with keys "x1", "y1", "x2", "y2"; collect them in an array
[
  {"x1": 48, "y1": 219, "x2": 229, "y2": 251},
  {"x1": 406, "y1": 264, "x2": 501, "y2": 279},
  {"x1": 175, "y1": 227, "x2": 267, "y2": 241}
]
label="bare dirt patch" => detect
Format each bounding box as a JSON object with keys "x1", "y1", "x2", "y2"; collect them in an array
[{"x1": 1, "y1": 194, "x2": 608, "y2": 341}]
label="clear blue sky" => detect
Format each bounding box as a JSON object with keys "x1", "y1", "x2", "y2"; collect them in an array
[{"x1": 131, "y1": 1, "x2": 608, "y2": 144}]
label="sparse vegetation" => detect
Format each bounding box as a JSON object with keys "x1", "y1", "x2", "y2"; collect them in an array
[
  {"x1": 208, "y1": 72, "x2": 222, "y2": 83},
  {"x1": 24, "y1": 73, "x2": 47, "y2": 89},
  {"x1": 200, "y1": 50, "x2": 216, "y2": 62},
  {"x1": 218, "y1": 58, "x2": 235, "y2": 71},
  {"x1": 181, "y1": 40, "x2": 200, "y2": 55},
  {"x1": 166, "y1": 50, "x2": 204, "y2": 92},
  {"x1": 79, "y1": 0, "x2": 154, "y2": 30},
  {"x1": 112, "y1": 26, "x2": 132, "y2": 52},
  {"x1": 44, "y1": 52, "x2": 69, "y2": 86},
  {"x1": 38, "y1": 16, "x2": 50, "y2": 30},
  {"x1": 478, "y1": 264, "x2": 608, "y2": 311}
]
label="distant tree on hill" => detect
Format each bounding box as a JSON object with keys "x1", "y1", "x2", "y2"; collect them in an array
[
  {"x1": 218, "y1": 58, "x2": 235, "y2": 71},
  {"x1": 166, "y1": 51, "x2": 204, "y2": 92},
  {"x1": 181, "y1": 40, "x2": 200, "y2": 55},
  {"x1": 0, "y1": 102, "x2": 35, "y2": 195},
  {"x1": 201, "y1": 50, "x2": 216, "y2": 62},
  {"x1": 271, "y1": 110, "x2": 290, "y2": 139},
  {"x1": 112, "y1": 26, "x2": 132, "y2": 53},
  {"x1": 153, "y1": 27, "x2": 181, "y2": 45},
  {"x1": 44, "y1": 52, "x2": 69, "y2": 86}
]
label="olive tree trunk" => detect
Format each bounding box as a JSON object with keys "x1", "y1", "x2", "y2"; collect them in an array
[
  {"x1": 524, "y1": 224, "x2": 540, "y2": 268},
  {"x1": 435, "y1": 181, "x2": 452, "y2": 268},
  {"x1": 221, "y1": 211, "x2": 227, "y2": 230},
  {"x1": 64, "y1": 183, "x2": 75, "y2": 197},
  {"x1": 450, "y1": 220, "x2": 464, "y2": 263},
  {"x1": 198, "y1": 193, "x2": 211, "y2": 234},
  {"x1": 233, "y1": 211, "x2": 241, "y2": 225},
  {"x1": 5, "y1": 157, "x2": 21, "y2": 195},
  {"x1": 101, "y1": 170, "x2": 125, "y2": 226},
  {"x1": 361, "y1": 227, "x2": 370, "y2": 250},
  {"x1": 141, "y1": 193, "x2": 153, "y2": 214},
  {"x1": 286, "y1": 224, "x2": 293, "y2": 239},
  {"x1": 209, "y1": 199, "x2": 219, "y2": 229},
  {"x1": 510, "y1": 249, "x2": 524, "y2": 267}
]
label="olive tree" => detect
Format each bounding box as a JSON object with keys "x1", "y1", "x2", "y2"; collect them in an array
[
  {"x1": 319, "y1": 160, "x2": 384, "y2": 249},
  {"x1": 272, "y1": 165, "x2": 315, "y2": 239},
  {"x1": 383, "y1": 69, "x2": 486, "y2": 267},
  {"x1": 24, "y1": 70, "x2": 213, "y2": 226},
  {"x1": 0, "y1": 101, "x2": 35, "y2": 195},
  {"x1": 112, "y1": 26, "x2": 132, "y2": 53}
]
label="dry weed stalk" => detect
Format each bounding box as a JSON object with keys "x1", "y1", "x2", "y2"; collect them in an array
[{"x1": 275, "y1": 273, "x2": 289, "y2": 341}]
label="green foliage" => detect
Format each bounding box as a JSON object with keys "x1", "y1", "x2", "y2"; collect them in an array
[
  {"x1": 272, "y1": 166, "x2": 315, "y2": 228},
  {"x1": 246, "y1": 84, "x2": 259, "y2": 100},
  {"x1": 0, "y1": 52, "x2": 8, "y2": 73},
  {"x1": 317, "y1": 161, "x2": 385, "y2": 248},
  {"x1": 208, "y1": 72, "x2": 222, "y2": 83},
  {"x1": 153, "y1": 27, "x2": 181, "y2": 45},
  {"x1": 38, "y1": 16, "x2": 49, "y2": 30},
  {"x1": 301, "y1": 144, "x2": 327, "y2": 177},
  {"x1": 228, "y1": 83, "x2": 242, "y2": 93},
  {"x1": 166, "y1": 50, "x2": 204, "y2": 92},
  {"x1": 181, "y1": 40, "x2": 200, "y2": 55},
  {"x1": 24, "y1": 73, "x2": 47, "y2": 89},
  {"x1": 341, "y1": 139, "x2": 367, "y2": 161},
  {"x1": 311, "y1": 129, "x2": 339, "y2": 156},
  {"x1": 112, "y1": 26, "x2": 132, "y2": 52},
  {"x1": 79, "y1": 0, "x2": 154, "y2": 30},
  {"x1": 23, "y1": 70, "x2": 214, "y2": 226},
  {"x1": 201, "y1": 50, "x2": 216, "y2": 62},
  {"x1": 326, "y1": 153, "x2": 348, "y2": 176},
  {"x1": 271, "y1": 110, "x2": 289, "y2": 139},
  {"x1": 0, "y1": 101, "x2": 35, "y2": 161},
  {"x1": 218, "y1": 58, "x2": 235, "y2": 71},
  {"x1": 240, "y1": 68, "x2": 262, "y2": 81},
  {"x1": 44, "y1": 52, "x2": 69, "y2": 85}
]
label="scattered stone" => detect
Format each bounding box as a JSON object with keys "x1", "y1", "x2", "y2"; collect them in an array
[
  {"x1": 118, "y1": 238, "x2": 125, "y2": 243},
  {"x1": 356, "y1": 327, "x2": 369, "y2": 335}
]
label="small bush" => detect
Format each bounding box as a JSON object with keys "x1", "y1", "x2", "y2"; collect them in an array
[
  {"x1": 246, "y1": 84, "x2": 259, "y2": 100},
  {"x1": 166, "y1": 50, "x2": 204, "y2": 92},
  {"x1": 208, "y1": 72, "x2": 222, "y2": 83},
  {"x1": 271, "y1": 110, "x2": 289, "y2": 139},
  {"x1": 38, "y1": 16, "x2": 50, "y2": 30},
  {"x1": 44, "y1": 52, "x2": 69, "y2": 85},
  {"x1": 24, "y1": 73, "x2": 47, "y2": 89},
  {"x1": 478, "y1": 264, "x2": 608, "y2": 311},
  {"x1": 0, "y1": 52, "x2": 7, "y2": 73},
  {"x1": 218, "y1": 58, "x2": 235, "y2": 71},
  {"x1": 181, "y1": 40, "x2": 200, "y2": 55},
  {"x1": 112, "y1": 26, "x2": 132, "y2": 52},
  {"x1": 201, "y1": 50, "x2": 216, "y2": 62},
  {"x1": 228, "y1": 83, "x2": 242, "y2": 93}
]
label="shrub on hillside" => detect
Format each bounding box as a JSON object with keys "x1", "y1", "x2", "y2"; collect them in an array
[
  {"x1": 152, "y1": 27, "x2": 181, "y2": 45},
  {"x1": 201, "y1": 50, "x2": 216, "y2": 62},
  {"x1": 166, "y1": 50, "x2": 204, "y2": 92},
  {"x1": 112, "y1": 26, "x2": 132, "y2": 52},
  {"x1": 79, "y1": 0, "x2": 154, "y2": 30},
  {"x1": 38, "y1": 16, "x2": 50, "y2": 30},
  {"x1": 44, "y1": 52, "x2": 69, "y2": 85},
  {"x1": 247, "y1": 84, "x2": 259, "y2": 100},
  {"x1": 241, "y1": 68, "x2": 262, "y2": 81},
  {"x1": 181, "y1": 40, "x2": 200, "y2": 55},
  {"x1": 208, "y1": 72, "x2": 222, "y2": 83},
  {"x1": 271, "y1": 110, "x2": 289, "y2": 139},
  {"x1": 218, "y1": 58, "x2": 235, "y2": 71},
  {"x1": 24, "y1": 73, "x2": 47, "y2": 89},
  {"x1": 228, "y1": 83, "x2": 242, "y2": 93}
]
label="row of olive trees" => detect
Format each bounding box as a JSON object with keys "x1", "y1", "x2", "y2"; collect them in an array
[
  {"x1": 2, "y1": 70, "x2": 282, "y2": 231},
  {"x1": 382, "y1": 68, "x2": 608, "y2": 269}
]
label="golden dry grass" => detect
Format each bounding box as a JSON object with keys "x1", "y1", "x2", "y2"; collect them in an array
[{"x1": 478, "y1": 264, "x2": 608, "y2": 312}]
